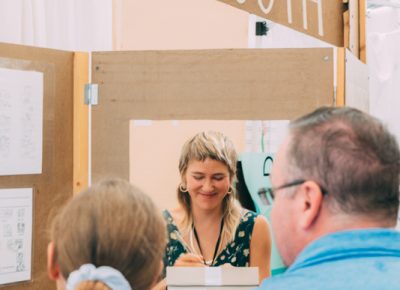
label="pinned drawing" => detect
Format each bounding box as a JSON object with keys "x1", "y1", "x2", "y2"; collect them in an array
[
  {"x1": 0, "y1": 188, "x2": 33, "y2": 285},
  {"x1": 0, "y1": 67, "x2": 43, "y2": 176}
]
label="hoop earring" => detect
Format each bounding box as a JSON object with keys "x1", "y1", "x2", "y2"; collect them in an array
[
  {"x1": 179, "y1": 184, "x2": 188, "y2": 193},
  {"x1": 227, "y1": 186, "x2": 233, "y2": 194}
]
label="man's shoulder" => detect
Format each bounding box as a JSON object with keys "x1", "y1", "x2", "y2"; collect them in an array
[
  {"x1": 256, "y1": 273, "x2": 306, "y2": 290},
  {"x1": 256, "y1": 270, "x2": 400, "y2": 290},
  {"x1": 256, "y1": 253, "x2": 400, "y2": 290}
]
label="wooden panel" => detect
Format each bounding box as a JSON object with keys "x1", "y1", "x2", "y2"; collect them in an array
[
  {"x1": 336, "y1": 47, "x2": 346, "y2": 107},
  {"x1": 91, "y1": 48, "x2": 334, "y2": 182},
  {"x1": 217, "y1": 0, "x2": 345, "y2": 47},
  {"x1": 344, "y1": 10, "x2": 350, "y2": 49},
  {"x1": 73, "y1": 52, "x2": 89, "y2": 194},
  {"x1": 0, "y1": 43, "x2": 74, "y2": 290},
  {"x1": 359, "y1": 0, "x2": 366, "y2": 63}
]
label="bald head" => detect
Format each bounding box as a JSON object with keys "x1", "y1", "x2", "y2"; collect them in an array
[{"x1": 288, "y1": 107, "x2": 400, "y2": 224}]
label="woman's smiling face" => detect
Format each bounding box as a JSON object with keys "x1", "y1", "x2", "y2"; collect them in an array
[{"x1": 183, "y1": 158, "x2": 231, "y2": 212}]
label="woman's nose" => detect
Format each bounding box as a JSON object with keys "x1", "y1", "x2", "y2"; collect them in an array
[{"x1": 202, "y1": 179, "x2": 214, "y2": 191}]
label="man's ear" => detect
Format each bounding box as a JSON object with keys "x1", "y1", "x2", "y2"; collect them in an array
[
  {"x1": 47, "y1": 242, "x2": 60, "y2": 280},
  {"x1": 297, "y1": 181, "x2": 324, "y2": 230}
]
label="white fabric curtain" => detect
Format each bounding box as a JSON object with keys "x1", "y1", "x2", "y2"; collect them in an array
[
  {"x1": 366, "y1": 6, "x2": 400, "y2": 229},
  {"x1": 0, "y1": 0, "x2": 112, "y2": 51},
  {"x1": 367, "y1": 6, "x2": 400, "y2": 143}
]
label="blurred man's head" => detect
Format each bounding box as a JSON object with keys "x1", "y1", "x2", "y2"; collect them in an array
[{"x1": 270, "y1": 107, "x2": 400, "y2": 266}]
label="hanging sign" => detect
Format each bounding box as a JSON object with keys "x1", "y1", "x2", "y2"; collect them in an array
[{"x1": 217, "y1": 0, "x2": 344, "y2": 46}]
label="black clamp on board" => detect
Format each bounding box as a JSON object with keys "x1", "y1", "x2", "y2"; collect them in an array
[{"x1": 255, "y1": 21, "x2": 268, "y2": 36}]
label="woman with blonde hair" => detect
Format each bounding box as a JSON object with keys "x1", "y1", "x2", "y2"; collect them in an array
[
  {"x1": 155, "y1": 131, "x2": 271, "y2": 289},
  {"x1": 47, "y1": 179, "x2": 166, "y2": 290}
]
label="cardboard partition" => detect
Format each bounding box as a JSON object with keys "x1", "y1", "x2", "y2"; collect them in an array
[
  {"x1": 91, "y1": 48, "x2": 334, "y2": 183},
  {"x1": 345, "y1": 49, "x2": 369, "y2": 112},
  {"x1": 0, "y1": 43, "x2": 74, "y2": 290},
  {"x1": 348, "y1": 0, "x2": 360, "y2": 58}
]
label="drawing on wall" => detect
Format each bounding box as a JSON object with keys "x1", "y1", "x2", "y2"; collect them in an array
[
  {"x1": 0, "y1": 188, "x2": 33, "y2": 285},
  {"x1": 0, "y1": 67, "x2": 43, "y2": 176}
]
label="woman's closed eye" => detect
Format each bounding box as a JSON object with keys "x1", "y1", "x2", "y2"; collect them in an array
[{"x1": 192, "y1": 175, "x2": 226, "y2": 181}]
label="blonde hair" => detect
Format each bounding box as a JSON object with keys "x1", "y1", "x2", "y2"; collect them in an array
[
  {"x1": 177, "y1": 131, "x2": 242, "y2": 249},
  {"x1": 50, "y1": 179, "x2": 166, "y2": 290}
]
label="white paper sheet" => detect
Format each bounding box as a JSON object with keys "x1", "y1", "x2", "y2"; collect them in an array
[
  {"x1": 245, "y1": 120, "x2": 289, "y2": 154},
  {"x1": 0, "y1": 188, "x2": 33, "y2": 285},
  {"x1": 0, "y1": 67, "x2": 43, "y2": 176}
]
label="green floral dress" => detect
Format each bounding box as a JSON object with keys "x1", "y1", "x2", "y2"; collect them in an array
[{"x1": 162, "y1": 209, "x2": 257, "y2": 274}]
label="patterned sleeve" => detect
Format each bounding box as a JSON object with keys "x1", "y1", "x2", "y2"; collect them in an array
[{"x1": 162, "y1": 210, "x2": 187, "y2": 277}]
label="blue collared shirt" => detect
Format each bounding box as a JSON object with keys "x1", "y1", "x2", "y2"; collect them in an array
[{"x1": 257, "y1": 228, "x2": 400, "y2": 290}]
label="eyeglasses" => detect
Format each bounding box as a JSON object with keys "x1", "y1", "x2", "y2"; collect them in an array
[{"x1": 258, "y1": 179, "x2": 328, "y2": 201}]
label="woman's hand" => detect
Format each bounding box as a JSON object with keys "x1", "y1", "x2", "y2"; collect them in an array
[{"x1": 174, "y1": 253, "x2": 205, "y2": 267}]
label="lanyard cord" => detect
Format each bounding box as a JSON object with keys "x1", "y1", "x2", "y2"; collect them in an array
[{"x1": 192, "y1": 218, "x2": 224, "y2": 266}]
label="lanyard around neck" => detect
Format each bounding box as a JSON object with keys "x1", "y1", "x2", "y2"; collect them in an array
[{"x1": 192, "y1": 218, "x2": 224, "y2": 266}]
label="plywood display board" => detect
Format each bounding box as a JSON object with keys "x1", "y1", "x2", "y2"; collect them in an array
[
  {"x1": 91, "y1": 48, "x2": 334, "y2": 184},
  {"x1": 0, "y1": 43, "x2": 74, "y2": 290}
]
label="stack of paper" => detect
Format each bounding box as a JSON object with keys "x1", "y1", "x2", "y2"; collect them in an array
[{"x1": 166, "y1": 267, "x2": 259, "y2": 290}]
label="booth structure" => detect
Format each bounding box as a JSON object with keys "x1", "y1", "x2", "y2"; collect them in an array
[{"x1": 0, "y1": 1, "x2": 368, "y2": 289}]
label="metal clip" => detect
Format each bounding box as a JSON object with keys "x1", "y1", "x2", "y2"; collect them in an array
[{"x1": 84, "y1": 84, "x2": 98, "y2": 105}]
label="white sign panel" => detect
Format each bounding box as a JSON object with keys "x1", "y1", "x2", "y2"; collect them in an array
[
  {"x1": 217, "y1": 0, "x2": 344, "y2": 46},
  {"x1": 0, "y1": 67, "x2": 43, "y2": 176},
  {"x1": 0, "y1": 188, "x2": 33, "y2": 285}
]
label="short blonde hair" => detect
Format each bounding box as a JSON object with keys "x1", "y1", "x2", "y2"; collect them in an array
[
  {"x1": 177, "y1": 131, "x2": 242, "y2": 246},
  {"x1": 50, "y1": 179, "x2": 166, "y2": 290}
]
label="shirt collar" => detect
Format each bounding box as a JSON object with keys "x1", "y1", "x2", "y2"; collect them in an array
[{"x1": 288, "y1": 228, "x2": 400, "y2": 273}]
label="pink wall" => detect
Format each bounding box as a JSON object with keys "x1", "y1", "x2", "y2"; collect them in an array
[{"x1": 113, "y1": 0, "x2": 249, "y2": 50}]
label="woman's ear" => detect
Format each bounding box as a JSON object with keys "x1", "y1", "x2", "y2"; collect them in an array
[
  {"x1": 181, "y1": 174, "x2": 187, "y2": 185},
  {"x1": 47, "y1": 242, "x2": 60, "y2": 280}
]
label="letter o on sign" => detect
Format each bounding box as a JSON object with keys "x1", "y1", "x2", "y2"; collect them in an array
[{"x1": 258, "y1": 0, "x2": 274, "y2": 14}]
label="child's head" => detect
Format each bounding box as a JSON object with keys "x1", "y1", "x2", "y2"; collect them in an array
[{"x1": 48, "y1": 179, "x2": 166, "y2": 290}]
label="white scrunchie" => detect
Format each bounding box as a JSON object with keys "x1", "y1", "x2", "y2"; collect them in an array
[{"x1": 66, "y1": 264, "x2": 132, "y2": 290}]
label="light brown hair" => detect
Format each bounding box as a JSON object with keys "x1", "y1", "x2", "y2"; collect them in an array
[
  {"x1": 50, "y1": 179, "x2": 166, "y2": 290},
  {"x1": 177, "y1": 131, "x2": 242, "y2": 247}
]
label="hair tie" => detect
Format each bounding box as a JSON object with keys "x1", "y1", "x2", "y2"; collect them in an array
[{"x1": 66, "y1": 264, "x2": 132, "y2": 290}]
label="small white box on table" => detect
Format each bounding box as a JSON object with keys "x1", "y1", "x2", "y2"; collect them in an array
[{"x1": 166, "y1": 266, "x2": 259, "y2": 290}]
